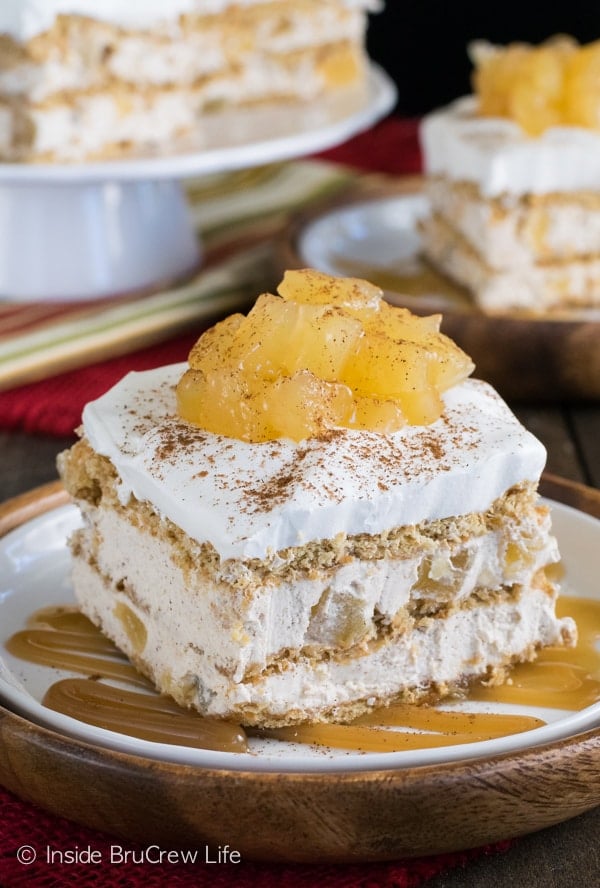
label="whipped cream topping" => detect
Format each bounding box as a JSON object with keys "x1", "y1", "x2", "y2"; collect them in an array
[
  {"x1": 81, "y1": 364, "x2": 547, "y2": 562},
  {"x1": 421, "y1": 96, "x2": 600, "y2": 197},
  {"x1": 0, "y1": 0, "x2": 380, "y2": 41}
]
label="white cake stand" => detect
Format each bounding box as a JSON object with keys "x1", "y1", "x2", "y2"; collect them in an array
[{"x1": 0, "y1": 65, "x2": 396, "y2": 301}]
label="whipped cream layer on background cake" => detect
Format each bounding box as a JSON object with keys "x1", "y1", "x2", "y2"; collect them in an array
[
  {"x1": 58, "y1": 364, "x2": 575, "y2": 727},
  {"x1": 0, "y1": 0, "x2": 378, "y2": 161},
  {"x1": 420, "y1": 96, "x2": 600, "y2": 312}
]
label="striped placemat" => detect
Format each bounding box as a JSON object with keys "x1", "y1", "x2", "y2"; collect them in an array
[{"x1": 0, "y1": 160, "x2": 356, "y2": 391}]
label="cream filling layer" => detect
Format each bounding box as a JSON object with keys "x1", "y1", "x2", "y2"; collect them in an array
[
  {"x1": 9, "y1": 92, "x2": 195, "y2": 159},
  {"x1": 73, "y1": 501, "x2": 559, "y2": 686},
  {"x1": 224, "y1": 587, "x2": 574, "y2": 721},
  {"x1": 73, "y1": 553, "x2": 574, "y2": 722},
  {"x1": 426, "y1": 178, "x2": 600, "y2": 269}
]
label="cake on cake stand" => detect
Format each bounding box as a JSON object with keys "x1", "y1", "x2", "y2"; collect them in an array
[{"x1": 0, "y1": 65, "x2": 396, "y2": 302}]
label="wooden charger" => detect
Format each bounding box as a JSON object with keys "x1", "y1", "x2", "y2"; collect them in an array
[{"x1": 0, "y1": 478, "x2": 599, "y2": 862}]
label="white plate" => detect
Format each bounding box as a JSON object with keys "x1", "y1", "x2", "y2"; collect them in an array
[
  {"x1": 300, "y1": 193, "x2": 429, "y2": 279},
  {"x1": 298, "y1": 192, "x2": 472, "y2": 313},
  {"x1": 1, "y1": 499, "x2": 598, "y2": 773}
]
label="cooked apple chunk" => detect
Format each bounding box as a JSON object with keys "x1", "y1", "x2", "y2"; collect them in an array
[{"x1": 177, "y1": 269, "x2": 475, "y2": 441}]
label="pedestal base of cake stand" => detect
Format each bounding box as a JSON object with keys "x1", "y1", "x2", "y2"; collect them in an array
[{"x1": 0, "y1": 178, "x2": 201, "y2": 302}]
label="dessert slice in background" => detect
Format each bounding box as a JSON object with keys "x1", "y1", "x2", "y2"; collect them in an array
[
  {"x1": 58, "y1": 271, "x2": 575, "y2": 727},
  {"x1": 420, "y1": 37, "x2": 600, "y2": 313},
  {"x1": 0, "y1": 0, "x2": 379, "y2": 162}
]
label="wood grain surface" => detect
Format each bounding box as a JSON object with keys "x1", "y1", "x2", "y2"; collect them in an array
[
  {"x1": 0, "y1": 479, "x2": 69, "y2": 538},
  {"x1": 278, "y1": 177, "x2": 600, "y2": 402},
  {"x1": 0, "y1": 477, "x2": 598, "y2": 862},
  {"x1": 0, "y1": 702, "x2": 598, "y2": 863}
]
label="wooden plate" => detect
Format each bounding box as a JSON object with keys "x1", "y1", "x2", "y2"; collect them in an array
[
  {"x1": 278, "y1": 178, "x2": 600, "y2": 402},
  {"x1": 0, "y1": 478, "x2": 599, "y2": 863}
]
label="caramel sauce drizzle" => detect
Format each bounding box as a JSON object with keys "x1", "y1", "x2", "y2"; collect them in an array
[
  {"x1": 5, "y1": 596, "x2": 600, "y2": 755},
  {"x1": 469, "y1": 596, "x2": 600, "y2": 711},
  {"x1": 43, "y1": 679, "x2": 248, "y2": 753},
  {"x1": 5, "y1": 607, "x2": 247, "y2": 753},
  {"x1": 256, "y1": 709, "x2": 546, "y2": 754}
]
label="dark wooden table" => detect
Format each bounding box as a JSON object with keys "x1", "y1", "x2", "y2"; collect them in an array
[{"x1": 0, "y1": 400, "x2": 599, "y2": 887}]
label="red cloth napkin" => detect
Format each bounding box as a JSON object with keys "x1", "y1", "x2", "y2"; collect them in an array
[
  {"x1": 0, "y1": 117, "x2": 422, "y2": 439},
  {"x1": 316, "y1": 116, "x2": 422, "y2": 177},
  {"x1": 0, "y1": 332, "x2": 202, "y2": 437},
  {"x1": 0, "y1": 786, "x2": 511, "y2": 887}
]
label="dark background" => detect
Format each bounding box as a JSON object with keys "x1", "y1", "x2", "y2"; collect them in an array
[{"x1": 366, "y1": 1, "x2": 600, "y2": 114}]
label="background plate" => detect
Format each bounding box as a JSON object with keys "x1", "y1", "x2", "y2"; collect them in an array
[
  {"x1": 0, "y1": 478, "x2": 599, "y2": 860},
  {"x1": 280, "y1": 184, "x2": 600, "y2": 401}
]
